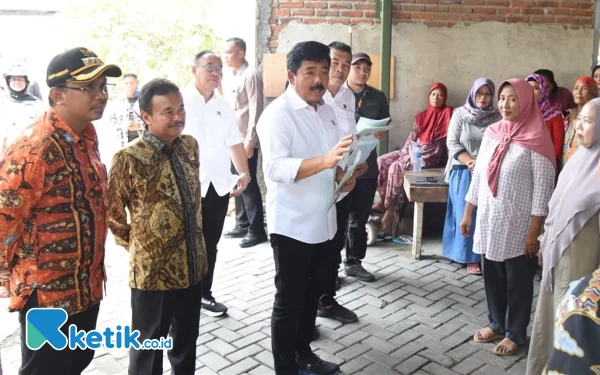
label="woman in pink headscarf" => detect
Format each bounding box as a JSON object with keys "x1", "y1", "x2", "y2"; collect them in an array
[{"x1": 459, "y1": 79, "x2": 556, "y2": 356}]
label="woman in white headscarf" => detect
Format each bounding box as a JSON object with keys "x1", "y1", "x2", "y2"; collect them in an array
[{"x1": 526, "y1": 97, "x2": 600, "y2": 375}]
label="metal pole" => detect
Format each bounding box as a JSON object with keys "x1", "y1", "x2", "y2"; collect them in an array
[{"x1": 379, "y1": 0, "x2": 392, "y2": 155}]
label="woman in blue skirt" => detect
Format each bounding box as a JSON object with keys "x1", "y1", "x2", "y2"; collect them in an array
[{"x1": 442, "y1": 78, "x2": 501, "y2": 274}]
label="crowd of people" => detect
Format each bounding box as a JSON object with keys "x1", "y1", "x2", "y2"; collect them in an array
[{"x1": 0, "y1": 37, "x2": 598, "y2": 375}]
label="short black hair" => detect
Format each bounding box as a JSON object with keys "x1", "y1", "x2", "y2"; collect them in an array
[
  {"x1": 328, "y1": 41, "x2": 352, "y2": 55},
  {"x1": 287, "y1": 41, "x2": 331, "y2": 75},
  {"x1": 195, "y1": 50, "x2": 216, "y2": 64},
  {"x1": 139, "y1": 78, "x2": 181, "y2": 115},
  {"x1": 534, "y1": 69, "x2": 557, "y2": 95},
  {"x1": 593, "y1": 65, "x2": 600, "y2": 76},
  {"x1": 226, "y1": 37, "x2": 247, "y2": 53},
  {"x1": 123, "y1": 73, "x2": 138, "y2": 80}
]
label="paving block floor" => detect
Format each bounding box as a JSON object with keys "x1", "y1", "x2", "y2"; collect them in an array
[{"x1": 0, "y1": 217, "x2": 539, "y2": 374}]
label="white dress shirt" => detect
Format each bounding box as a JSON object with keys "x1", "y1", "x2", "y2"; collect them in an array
[
  {"x1": 257, "y1": 86, "x2": 341, "y2": 244},
  {"x1": 182, "y1": 86, "x2": 243, "y2": 198},
  {"x1": 323, "y1": 85, "x2": 356, "y2": 139}
]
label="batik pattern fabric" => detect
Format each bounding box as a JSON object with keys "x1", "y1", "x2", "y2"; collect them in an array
[
  {"x1": 0, "y1": 109, "x2": 108, "y2": 315},
  {"x1": 377, "y1": 122, "x2": 447, "y2": 209},
  {"x1": 543, "y1": 267, "x2": 600, "y2": 374},
  {"x1": 107, "y1": 131, "x2": 207, "y2": 291}
]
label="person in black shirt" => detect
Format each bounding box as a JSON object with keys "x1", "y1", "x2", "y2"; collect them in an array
[{"x1": 342, "y1": 52, "x2": 389, "y2": 282}]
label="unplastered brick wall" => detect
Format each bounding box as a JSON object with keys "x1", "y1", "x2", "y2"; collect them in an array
[{"x1": 267, "y1": 0, "x2": 595, "y2": 51}]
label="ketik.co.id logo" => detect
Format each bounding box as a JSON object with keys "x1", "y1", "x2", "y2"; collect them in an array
[{"x1": 26, "y1": 308, "x2": 172, "y2": 350}]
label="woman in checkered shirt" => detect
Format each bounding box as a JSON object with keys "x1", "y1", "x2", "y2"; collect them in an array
[{"x1": 459, "y1": 78, "x2": 556, "y2": 356}]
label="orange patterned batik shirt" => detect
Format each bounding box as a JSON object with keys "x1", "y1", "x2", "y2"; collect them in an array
[{"x1": 0, "y1": 108, "x2": 108, "y2": 316}]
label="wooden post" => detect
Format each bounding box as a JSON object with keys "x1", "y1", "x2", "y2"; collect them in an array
[{"x1": 412, "y1": 202, "x2": 424, "y2": 259}]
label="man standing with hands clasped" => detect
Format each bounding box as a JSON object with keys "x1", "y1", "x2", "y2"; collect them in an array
[
  {"x1": 257, "y1": 41, "x2": 356, "y2": 375},
  {"x1": 183, "y1": 50, "x2": 251, "y2": 317},
  {"x1": 222, "y1": 37, "x2": 268, "y2": 248}
]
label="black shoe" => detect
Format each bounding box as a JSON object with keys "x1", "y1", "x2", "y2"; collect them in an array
[
  {"x1": 312, "y1": 327, "x2": 319, "y2": 342},
  {"x1": 297, "y1": 354, "x2": 339, "y2": 375},
  {"x1": 239, "y1": 232, "x2": 268, "y2": 248},
  {"x1": 344, "y1": 262, "x2": 375, "y2": 282},
  {"x1": 201, "y1": 297, "x2": 228, "y2": 317},
  {"x1": 335, "y1": 277, "x2": 341, "y2": 291},
  {"x1": 317, "y1": 300, "x2": 358, "y2": 323},
  {"x1": 224, "y1": 226, "x2": 247, "y2": 238}
]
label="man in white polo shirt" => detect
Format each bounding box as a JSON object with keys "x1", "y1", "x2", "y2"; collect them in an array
[
  {"x1": 182, "y1": 50, "x2": 251, "y2": 317},
  {"x1": 257, "y1": 41, "x2": 355, "y2": 375}
]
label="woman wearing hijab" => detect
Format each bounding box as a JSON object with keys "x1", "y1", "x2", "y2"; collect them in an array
[
  {"x1": 460, "y1": 78, "x2": 556, "y2": 356},
  {"x1": 562, "y1": 76, "x2": 598, "y2": 169},
  {"x1": 526, "y1": 98, "x2": 600, "y2": 375},
  {"x1": 534, "y1": 69, "x2": 576, "y2": 112},
  {"x1": 442, "y1": 78, "x2": 501, "y2": 275},
  {"x1": 526, "y1": 73, "x2": 565, "y2": 161},
  {"x1": 375, "y1": 82, "x2": 452, "y2": 234},
  {"x1": 592, "y1": 65, "x2": 600, "y2": 93}
]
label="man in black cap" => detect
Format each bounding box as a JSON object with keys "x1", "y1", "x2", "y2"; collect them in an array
[
  {"x1": 343, "y1": 52, "x2": 389, "y2": 282},
  {"x1": 0, "y1": 47, "x2": 121, "y2": 375}
]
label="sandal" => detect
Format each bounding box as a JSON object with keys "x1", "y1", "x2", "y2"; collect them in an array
[
  {"x1": 467, "y1": 263, "x2": 482, "y2": 275},
  {"x1": 492, "y1": 338, "x2": 519, "y2": 356},
  {"x1": 473, "y1": 327, "x2": 504, "y2": 343}
]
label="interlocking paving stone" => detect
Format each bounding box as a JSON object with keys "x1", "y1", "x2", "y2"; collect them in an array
[
  {"x1": 249, "y1": 364, "x2": 275, "y2": 375},
  {"x1": 451, "y1": 357, "x2": 486, "y2": 374},
  {"x1": 423, "y1": 361, "x2": 461, "y2": 375},
  {"x1": 446, "y1": 342, "x2": 480, "y2": 361},
  {"x1": 362, "y1": 336, "x2": 398, "y2": 354},
  {"x1": 394, "y1": 354, "x2": 430, "y2": 375},
  {"x1": 198, "y1": 351, "x2": 232, "y2": 372},
  {"x1": 226, "y1": 343, "x2": 263, "y2": 363},
  {"x1": 220, "y1": 357, "x2": 260, "y2": 375},
  {"x1": 336, "y1": 342, "x2": 372, "y2": 360},
  {"x1": 473, "y1": 364, "x2": 513, "y2": 375},
  {"x1": 339, "y1": 356, "x2": 373, "y2": 374},
  {"x1": 360, "y1": 362, "x2": 404, "y2": 375},
  {"x1": 419, "y1": 348, "x2": 455, "y2": 366}
]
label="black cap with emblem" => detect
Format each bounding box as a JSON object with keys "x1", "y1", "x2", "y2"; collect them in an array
[{"x1": 46, "y1": 47, "x2": 122, "y2": 88}]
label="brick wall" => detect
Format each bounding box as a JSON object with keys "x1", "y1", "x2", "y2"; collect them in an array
[{"x1": 267, "y1": 0, "x2": 595, "y2": 51}]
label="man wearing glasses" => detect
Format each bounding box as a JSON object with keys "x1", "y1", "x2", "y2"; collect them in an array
[
  {"x1": 0, "y1": 47, "x2": 121, "y2": 374},
  {"x1": 182, "y1": 50, "x2": 250, "y2": 317}
]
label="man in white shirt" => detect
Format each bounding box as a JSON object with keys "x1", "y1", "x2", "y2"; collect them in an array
[
  {"x1": 316, "y1": 42, "x2": 370, "y2": 329},
  {"x1": 222, "y1": 37, "x2": 267, "y2": 248},
  {"x1": 257, "y1": 41, "x2": 355, "y2": 375},
  {"x1": 182, "y1": 50, "x2": 251, "y2": 317}
]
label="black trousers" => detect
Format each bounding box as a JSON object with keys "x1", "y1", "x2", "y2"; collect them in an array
[
  {"x1": 201, "y1": 183, "x2": 230, "y2": 300},
  {"x1": 18, "y1": 290, "x2": 100, "y2": 375},
  {"x1": 231, "y1": 151, "x2": 265, "y2": 236},
  {"x1": 270, "y1": 234, "x2": 337, "y2": 375},
  {"x1": 129, "y1": 283, "x2": 202, "y2": 375},
  {"x1": 320, "y1": 195, "x2": 351, "y2": 306},
  {"x1": 346, "y1": 177, "x2": 378, "y2": 264},
  {"x1": 482, "y1": 254, "x2": 538, "y2": 346}
]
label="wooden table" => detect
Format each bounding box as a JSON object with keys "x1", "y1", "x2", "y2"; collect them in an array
[{"x1": 402, "y1": 168, "x2": 449, "y2": 259}]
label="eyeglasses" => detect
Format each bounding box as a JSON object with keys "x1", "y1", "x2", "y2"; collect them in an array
[
  {"x1": 476, "y1": 91, "x2": 493, "y2": 97},
  {"x1": 198, "y1": 64, "x2": 223, "y2": 74},
  {"x1": 59, "y1": 83, "x2": 115, "y2": 96}
]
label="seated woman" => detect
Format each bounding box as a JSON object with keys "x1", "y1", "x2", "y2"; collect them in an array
[
  {"x1": 526, "y1": 97, "x2": 600, "y2": 375},
  {"x1": 562, "y1": 76, "x2": 598, "y2": 169},
  {"x1": 375, "y1": 82, "x2": 452, "y2": 234},
  {"x1": 461, "y1": 78, "x2": 556, "y2": 356},
  {"x1": 442, "y1": 78, "x2": 501, "y2": 275},
  {"x1": 526, "y1": 74, "x2": 564, "y2": 161}
]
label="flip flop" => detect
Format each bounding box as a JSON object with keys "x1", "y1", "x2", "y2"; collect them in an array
[
  {"x1": 467, "y1": 263, "x2": 482, "y2": 275},
  {"x1": 492, "y1": 338, "x2": 519, "y2": 356},
  {"x1": 473, "y1": 327, "x2": 504, "y2": 343},
  {"x1": 392, "y1": 235, "x2": 413, "y2": 245},
  {"x1": 377, "y1": 231, "x2": 393, "y2": 240}
]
